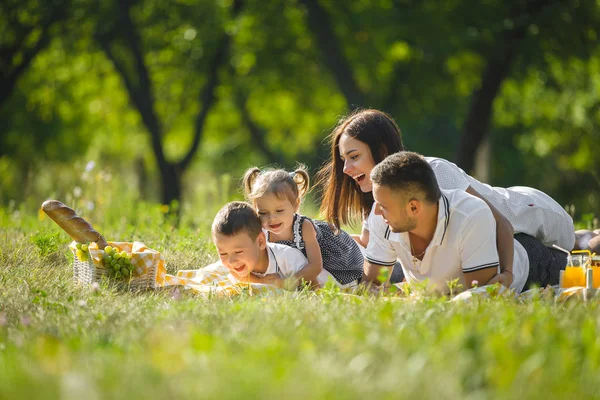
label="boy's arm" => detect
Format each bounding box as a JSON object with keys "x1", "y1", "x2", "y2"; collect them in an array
[{"x1": 292, "y1": 220, "x2": 323, "y2": 285}]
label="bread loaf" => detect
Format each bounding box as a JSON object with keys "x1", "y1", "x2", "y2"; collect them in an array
[{"x1": 41, "y1": 200, "x2": 108, "y2": 249}]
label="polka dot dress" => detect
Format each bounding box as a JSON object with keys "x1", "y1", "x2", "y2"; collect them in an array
[{"x1": 267, "y1": 214, "x2": 364, "y2": 285}]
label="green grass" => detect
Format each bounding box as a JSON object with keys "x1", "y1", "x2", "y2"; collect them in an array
[{"x1": 2, "y1": 204, "x2": 600, "y2": 399}]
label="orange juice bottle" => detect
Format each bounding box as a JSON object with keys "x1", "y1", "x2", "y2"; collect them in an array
[
  {"x1": 563, "y1": 266, "x2": 585, "y2": 287},
  {"x1": 563, "y1": 255, "x2": 586, "y2": 288},
  {"x1": 592, "y1": 257, "x2": 600, "y2": 289}
]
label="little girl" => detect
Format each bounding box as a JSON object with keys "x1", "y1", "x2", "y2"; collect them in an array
[{"x1": 242, "y1": 166, "x2": 364, "y2": 288}]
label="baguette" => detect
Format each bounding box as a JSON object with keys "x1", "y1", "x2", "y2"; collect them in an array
[{"x1": 41, "y1": 200, "x2": 108, "y2": 249}]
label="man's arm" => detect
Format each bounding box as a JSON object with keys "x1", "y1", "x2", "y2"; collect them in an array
[
  {"x1": 464, "y1": 267, "x2": 497, "y2": 288},
  {"x1": 466, "y1": 186, "x2": 514, "y2": 287},
  {"x1": 428, "y1": 158, "x2": 514, "y2": 287},
  {"x1": 363, "y1": 259, "x2": 386, "y2": 284},
  {"x1": 460, "y1": 205, "x2": 501, "y2": 288}
]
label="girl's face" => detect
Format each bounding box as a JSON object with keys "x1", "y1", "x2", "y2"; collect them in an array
[
  {"x1": 338, "y1": 134, "x2": 376, "y2": 193},
  {"x1": 255, "y1": 193, "x2": 298, "y2": 236}
]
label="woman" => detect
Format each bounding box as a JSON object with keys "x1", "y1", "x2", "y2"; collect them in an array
[{"x1": 317, "y1": 109, "x2": 574, "y2": 288}]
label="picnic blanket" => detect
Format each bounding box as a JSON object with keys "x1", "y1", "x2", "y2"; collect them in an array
[{"x1": 161, "y1": 263, "x2": 285, "y2": 297}]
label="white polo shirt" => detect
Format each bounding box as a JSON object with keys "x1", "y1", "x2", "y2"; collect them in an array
[
  {"x1": 241, "y1": 242, "x2": 337, "y2": 286},
  {"x1": 247, "y1": 242, "x2": 308, "y2": 279},
  {"x1": 426, "y1": 157, "x2": 575, "y2": 250},
  {"x1": 365, "y1": 189, "x2": 529, "y2": 294}
]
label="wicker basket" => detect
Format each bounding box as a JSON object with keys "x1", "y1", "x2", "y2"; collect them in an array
[{"x1": 71, "y1": 241, "x2": 163, "y2": 291}]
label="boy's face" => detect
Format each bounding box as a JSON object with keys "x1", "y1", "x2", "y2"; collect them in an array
[{"x1": 213, "y1": 231, "x2": 267, "y2": 277}]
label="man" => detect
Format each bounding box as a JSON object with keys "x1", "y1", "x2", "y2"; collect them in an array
[{"x1": 363, "y1": 151, "x2": 537, "y2": 294}]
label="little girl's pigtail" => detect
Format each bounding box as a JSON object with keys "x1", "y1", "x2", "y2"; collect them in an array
[
  {"x1": 242, "y1": 167, "x2": 262, "y2": 200},
  {"x1": 292, "y1": 165, "x2": 310, "y2": 200}
]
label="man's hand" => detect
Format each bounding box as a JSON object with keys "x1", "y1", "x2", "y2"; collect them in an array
[{"x1": 487, "y1": 271, "x2": 514, "y2": 288}]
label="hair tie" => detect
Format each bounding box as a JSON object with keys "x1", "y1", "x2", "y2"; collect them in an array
[{"x1": 289, "y1": 171, "x2": 296, "y2": 178}]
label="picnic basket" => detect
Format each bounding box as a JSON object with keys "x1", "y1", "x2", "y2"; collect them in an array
[
  {"x1": 70, "y1": 241, "x2": 166, "y2": 291},
  {"x1": 41, "y1": 199, "x2": 166, "y2": 291}
]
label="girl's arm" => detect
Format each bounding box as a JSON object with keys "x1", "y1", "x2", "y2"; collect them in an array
[
  {"x1": 293, "y1": 220, "x2": 324, "y2": 285},
  {"x1": 232, "y1": 272, "x2": 284, "y2": 287}
]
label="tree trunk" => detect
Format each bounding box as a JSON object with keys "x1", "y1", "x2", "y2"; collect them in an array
[
  {"x1": 300, "y1": 0, "x2": 364, "y2": 109},
  {"x1": 456, "y1": 0, "x2": 552, "y2": 173},
  {"x1": 161, "y1": 163, "x2": 182, "y2": 209},
  {"x1": 456, "y1": 51, "x2": 514, "y2": 173}
]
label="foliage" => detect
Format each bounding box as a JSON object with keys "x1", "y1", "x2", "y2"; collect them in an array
[{"x1": 0, "y1": 0, "x2": 599, "y2": 217}]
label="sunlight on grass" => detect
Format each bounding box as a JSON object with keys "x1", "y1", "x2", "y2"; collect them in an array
[{"x1": 1, "y1": 201, "x2": 600, "y2": 399}]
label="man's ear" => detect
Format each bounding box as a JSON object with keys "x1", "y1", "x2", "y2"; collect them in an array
[
  {"x1": 408, "y1": 199, "x2": 420, "y2": 215},
  {"x1": 257, "y1": 231, "x2": 267, "y2": 250}
]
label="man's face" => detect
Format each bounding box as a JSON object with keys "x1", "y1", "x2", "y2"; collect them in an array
[
  {"x1": 213, "y1": 231, "x2": 266, "y2": 277},
  {"x1": 373, "y1": 183, "x2": 417, "y2": 233}
]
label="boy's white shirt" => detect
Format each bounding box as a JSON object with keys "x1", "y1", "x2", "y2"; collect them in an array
[
  {"x1": 226, "y1": 242, "x2": 344, "y2": 287},
  {"x1": 223, "y1": 242, "x2": 308, "y2": 284}
]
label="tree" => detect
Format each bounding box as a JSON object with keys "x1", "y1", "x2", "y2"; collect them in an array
[
  {"x1": 94, "y1": 0, "x2": 243, "y2": 208},
  {"x1": 0, "y1": 0, "x2": 71, "y2": 114}
]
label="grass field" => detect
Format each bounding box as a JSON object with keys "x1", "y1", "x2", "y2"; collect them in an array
[{"x1": 1, "y1": 203, "x2": 600, "y2": 400}]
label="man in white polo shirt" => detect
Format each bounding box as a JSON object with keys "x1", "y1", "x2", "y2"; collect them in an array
[{"x1": 364, "y1": 151, "x2": 534, "y2": 294}]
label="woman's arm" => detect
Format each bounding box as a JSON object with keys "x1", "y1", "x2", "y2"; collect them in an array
[
  {"x1": 293, "y1": 220, "x2": 324, "y2": 285},
  {"x1": 466, "y1": 186, "x2": 515, "y2": 287},
  {"x1": 351, "y1": 225, "x2": 370, "y2": 248}
]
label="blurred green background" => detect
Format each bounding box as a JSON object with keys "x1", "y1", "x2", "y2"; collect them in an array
[{"x1": 2, "y1": 0, "x2": 600, "y2": 228}]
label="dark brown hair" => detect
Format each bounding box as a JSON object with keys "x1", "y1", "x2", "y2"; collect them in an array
[
  {"x1": 242, "y1": 166, "x2": 310, "y2": 208},
  {"x1": 211, "y1": 201, "x2": 263, "y2": 239},
  {"x1": 371, "y1": 151, "x2": 441, "y2": 204},
  {"x1": 316, "y1": 109, "x2": 404, "y2": 229}
]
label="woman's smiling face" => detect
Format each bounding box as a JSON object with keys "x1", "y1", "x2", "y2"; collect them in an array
[{"x1": 338, "y1": 134, "x2": 377, "y2": 193}]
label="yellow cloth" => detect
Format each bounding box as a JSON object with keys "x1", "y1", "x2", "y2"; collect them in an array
[{"x1": 162, "y1": 262, "x2": 285, "y2": 297}]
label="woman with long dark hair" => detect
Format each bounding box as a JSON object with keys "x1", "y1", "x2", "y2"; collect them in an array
[{"x1": 316, "y1": 109, "x2": 574, "y2": 290}]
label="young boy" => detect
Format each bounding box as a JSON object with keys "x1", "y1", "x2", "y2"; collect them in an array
[
  {"x1": 210, "y1": 201, "x2": 310, "y2": 287},
  {"x1": 163, "y1": 202, "x2": 337, "y2": 294}
]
